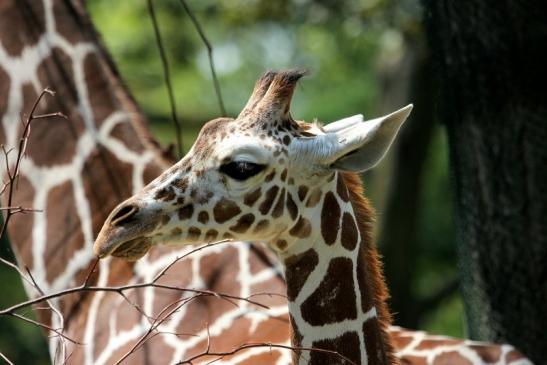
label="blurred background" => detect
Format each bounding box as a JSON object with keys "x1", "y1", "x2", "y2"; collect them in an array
[{"x1": 0, "y1": 0, "x2": 461, "y2": 362}]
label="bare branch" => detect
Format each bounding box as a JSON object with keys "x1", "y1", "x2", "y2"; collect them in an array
[
  {"x1": 178, "y1": 0, "x2": 226, "y2": 116},
  {"x1": 177, "y1": 342, "x2": 358, "y2": 365},
  {"x1": 147, "y1": 0, "x2": 183, "y2": 157},
  {"x1": 0, "y1": 351, "x2": 14, "y2": 365}
]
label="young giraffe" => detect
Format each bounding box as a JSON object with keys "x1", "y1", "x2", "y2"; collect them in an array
[{"x1": 94, "y1": 71, "x2": 533, "y2": 365}]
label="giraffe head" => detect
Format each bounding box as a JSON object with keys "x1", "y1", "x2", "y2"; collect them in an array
[{"x1": 93, "y1": 70, "x2": 412, "y2": 260}]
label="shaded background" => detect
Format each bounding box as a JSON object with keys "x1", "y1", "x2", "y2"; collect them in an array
[{"x1": 0, "y1": 0, "x2": 461, "y2": 362}]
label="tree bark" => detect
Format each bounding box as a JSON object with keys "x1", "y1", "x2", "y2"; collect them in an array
[{"x1": 422, "y1": 0, "x2": 547, "y2": 363}]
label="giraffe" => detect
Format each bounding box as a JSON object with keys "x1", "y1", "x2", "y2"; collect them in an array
[
  {"x1": 0, "y1": 1, "x2": 290, "y2": 364},
  {"x1": 93, "y1": 70, "x2": 533, "y2": 365}
]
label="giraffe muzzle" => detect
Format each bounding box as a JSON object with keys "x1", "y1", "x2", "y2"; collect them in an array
[{"x1": 93, "y1": 199, "x2": 160, "y2": 260}]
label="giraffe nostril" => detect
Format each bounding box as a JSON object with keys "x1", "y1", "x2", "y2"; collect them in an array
[{"x1": 110, "y1": 204, "x2": 139, "y2": 227}]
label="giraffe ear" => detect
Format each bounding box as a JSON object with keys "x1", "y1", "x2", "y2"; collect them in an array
[
  {"x1": 291, "y1": 105, "x2": 412, "y2": 172},
  {"x1": 330, "y1": 105, "x2": 412, "y2": 172}
]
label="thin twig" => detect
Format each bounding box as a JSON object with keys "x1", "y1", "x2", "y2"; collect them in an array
[
  {"x1": 0, "y1": 351, "x2": 14, "y2": 365},
  {"x1": 177, "y1": 342, "x2": 358, "y2": 365},
  {"x1": 0, "y1": 87, "x2": 61, "y2": 291},
  {"x1": 10, "y1": 313, "x2": 80, "y2": 345},
  {"x1": 147, "y1": 0, "x2": 183, "y2": 157},
  {"x1": 114, "y1": 295, "x2": 203, "y2": 365},
  {"x1": 178, "y1": 0, "x2": 226, "y2": 116}
]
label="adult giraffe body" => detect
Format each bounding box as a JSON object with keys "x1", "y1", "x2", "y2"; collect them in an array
[
  {"x1": 0, "y1": 1, "x2": 289, "y2": 364},
  {"x1": 0, "y1": 1, "x2": 533, "y2": 364}
]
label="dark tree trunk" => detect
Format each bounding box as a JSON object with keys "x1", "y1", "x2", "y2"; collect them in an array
[{"x1": 422, "y1": 0, "x2": 547, "y2": 363}]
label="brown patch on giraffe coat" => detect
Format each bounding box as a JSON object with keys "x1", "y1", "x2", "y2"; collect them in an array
[
  {"x1": 171, "y1": 227, "x2": 182, "y2": 236},
  {"x1": 24, "y1": 81, "x2": 81, "y2": 166},
  {"x1": 280, "y1": 169, "x2": 288, "y2": 182},
  {"x1": 271, "y1": 188, "x2": 285, "y2": 218},
  {"x1": 341, "y1": 212, "x2": 358, "y2": 250},
  {"x1": 236, "y1": 352, "x2": 282, "y2": 365},
  {"x1": 258, "y1": 185, "x2": 279, "y2": 215},
  {"x1": 45, "y1": 181, "x2": 85, "y2": 283},
  {"x1": 305, "y1": 188, "x2": 322, "y2": 207},
  {"x1": 265, "y1": 169, "x2": 276, "y2": 182},
  {"x1": 0, "y1": 1, "x2": 45, "y2": 56},
  {"x1": 253, "y1": 219, "x2": 270, "y2": 233},
  {"x1": 288, "y1": 216, "x2": 311, "y2": 238},
  {"x1": 81, "y1": 147, "x2": 134, "y2": 231},
  {"x1": 173, "y1": 177, "x2": 189, "y2": 192},
  {"x1": 213, "y1": 197, "x2": 241, "y2": 223},
  {"x1": 469, "y1": 345, "x2": 501, "y2": 362},
  {"x1": 415, "y1": 339, "x2": 461, "y2": 350},
  {"x1": 433, "y1": 352, "x2": 473, "y2": 365},
  {"x1": 400, "y1": 356, "x2": 427, "y2": 365},
  {"x1": 274, "y1": 239, "x2": 288, "y2": 251},
  {"x1": 284, "y1": 249, "x2": 319, "y2": 301},
  {"x1": 83, "y1": 52, "x2": 120, "y2": 126},
  {"x1": 53, "y1": 0, "x2": 87, "y2": 45},
  {"x1": 297, "y1": 185, "x2": 308, "y2": 202},
  {"x1": 310, "y1": 332, "x2": 361, "y2": 365},
  {"x1": 187, "y1": 227, "x2": 201, "y2": 241},
  {"x1": 109, "y1": 121, "x2": 145, "y2": 153},
  {"x1": 229, "y1": 213, "x2": 255, "y2": 233},
  {"x1": 243, "y1": 187, "x2": 261, "y2": 207},
  {"x1": 301, "y1": 257, "x2": 357, "y2": 325},
  {"x1": 154, "y1": 186, "x2": 176, "y2": 201},
  {"x1": 196, "y1": 246, "x2": 242, "y2": 312},
  {"x1": 283, "y1": 135, "x2": 291, "y2": 146},
  {"x1": 160, "y1": 215, "x2": 170, "y2": 226},
  {"x1": 178, "y1": 204, "x2": 194, "y2": 220},
  {"x1": 320, "y1": 191, "x2": 340, "y2": 245},
  {"x1": 337, "y1": 173, "x2": 350, "y2": 202},
  {"x1": 389, "y1": 333, "x2": 413, "y2": 351},
  {"x1": 363, "y1": 319, "x2": 390, "y2": 364},
  {"x1": 8, "y1": 176, "x2": 35, "y2": 271},
  {"x1": 285, "y1": 192, "x2": 298, "y2": 220},
  {"x1": 197, "y1": 211, "x2": 209, "y2": 224},
  {"x1": 204, "y1": 229, "x2": 218, "y2": 241}
]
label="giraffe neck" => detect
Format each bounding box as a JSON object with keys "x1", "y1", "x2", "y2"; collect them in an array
[{"x1": 279, "y1": 172, "x2": 395, "y2": 365}]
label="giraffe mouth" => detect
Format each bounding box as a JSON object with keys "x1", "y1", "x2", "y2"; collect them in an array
[{"x1": 110, "y1": 237, "x2": 153, "y2": 261}]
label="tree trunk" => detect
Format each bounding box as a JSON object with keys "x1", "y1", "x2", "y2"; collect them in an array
[{"x1": 422, "y1": 0, "x2": 547, "y2": 363}]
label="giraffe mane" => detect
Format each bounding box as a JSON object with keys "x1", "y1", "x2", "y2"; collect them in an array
[{"x1": 341, "y1": 171, "x2": 399, "y2": 365}]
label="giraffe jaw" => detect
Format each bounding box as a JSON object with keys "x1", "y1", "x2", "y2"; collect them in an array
[{"x1": 109, "y1": 237, "x2": 153, "y2": 261}]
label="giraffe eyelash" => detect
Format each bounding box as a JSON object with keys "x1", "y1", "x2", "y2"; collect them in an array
[{"x1": 219, "y1": 161, "x2": 266, "y2": 181}]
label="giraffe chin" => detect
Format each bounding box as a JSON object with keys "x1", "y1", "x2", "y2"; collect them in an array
[{"x1": 110, "y1": 237, "x2": 152, "y2": 262}]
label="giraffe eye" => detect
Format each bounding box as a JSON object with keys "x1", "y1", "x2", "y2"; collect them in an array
[{"x1": 220, "y1": 161, "x2": 266, "y2": 181}]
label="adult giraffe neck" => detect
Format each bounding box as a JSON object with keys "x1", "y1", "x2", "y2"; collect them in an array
[
  {"x1": 280, "y1": 172, "x2": 396, "y2": 365},
  {"x1": 1, "y1": 1, "x2": 290, "y2": 364}
]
